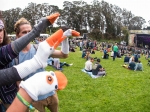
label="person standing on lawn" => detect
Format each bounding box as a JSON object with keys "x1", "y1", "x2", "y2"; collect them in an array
[{"x1": 113, "y1": 43, "x2": 119, "y2": 61}]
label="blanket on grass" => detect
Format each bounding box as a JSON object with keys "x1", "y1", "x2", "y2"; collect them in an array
[{"x1": 81, "y1": 69, "x2": 101, "y2": 78}]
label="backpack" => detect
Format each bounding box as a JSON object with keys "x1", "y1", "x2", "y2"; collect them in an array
[{"x1": 14, "y1": 44, "x2": 38, "y2": 65}]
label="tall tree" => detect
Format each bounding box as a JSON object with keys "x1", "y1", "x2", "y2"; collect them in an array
[
  {"x1": 129, "y1": 16, "x2": 146, "y2": 30},
  {"x1": 3, "y1": 8, "x2": 22, "y2": 33}
]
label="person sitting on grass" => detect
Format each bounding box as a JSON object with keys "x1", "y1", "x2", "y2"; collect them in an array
[
  {"x1": 69, "y1": 46, "x2": 75, "y2": 52},
  {"x1": 122, "y1": 58, "x2": 136, "y2": 70},
  {"x1": 85, "y1": 50, "x2": 91, "y2": 60},
  {"x1": 134, "y1": 60, "x2": 143, "y2": 71},
  {"x1": 103, "y1": 48, "x2": 109, "y2": 59},
  {"x1": 84, "y1": 57, "x2": 94, "y2": 72},
  {"x1": 134, "y1": 53, "x2": 140, "y2": 63},
  {"x1": 129, "y1": 55, "x2": 134, "y2": 63},
  {"x1": 82, "y1": 49, "x2": 86, "y2": 58},
  {"x1": 117, "y1": 50, "x2": 122, "y2": 58},
  {"x1": 124, "y1": 54, "x2": 130, "y2": 64},
  {"x1": 91, "y1": 49, "x2": 95, "y2": 54},
  {"x1": 52, "y1": 58, "x2": 73, "y2": 71},
  {"x1": 92, "y1": 58, "x2": 106, "y2": 76}
]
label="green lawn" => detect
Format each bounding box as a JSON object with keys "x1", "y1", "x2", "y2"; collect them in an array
[{"x1": 46, "y1": 47, "x2": 150, "y2": 112}]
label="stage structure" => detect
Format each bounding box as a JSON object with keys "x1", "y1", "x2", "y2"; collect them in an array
[{"x1": 128, "y1": 30, "x2": 150, "y2": 49}]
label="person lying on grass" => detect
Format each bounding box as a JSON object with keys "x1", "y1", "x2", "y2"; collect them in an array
[{"x1": 50, "y1": 58, "x2": 73, "y2": 71}]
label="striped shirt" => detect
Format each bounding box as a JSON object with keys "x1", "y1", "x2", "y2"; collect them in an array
[
  {"x1": 0, "y1": 44, "x2": 17, "y2": 69},
  {"x1": 0, "y1": 44, "x2": 18, "y2": 104}
]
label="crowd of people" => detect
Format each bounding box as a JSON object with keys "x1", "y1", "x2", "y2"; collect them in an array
[{"x1": 73, "y1": 38, "x2": 147, "y2": 77}]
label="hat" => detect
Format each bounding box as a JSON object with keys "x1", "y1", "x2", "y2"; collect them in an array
[{"x1": 0, "y1": 20, "x2": 4, "y2": 29}]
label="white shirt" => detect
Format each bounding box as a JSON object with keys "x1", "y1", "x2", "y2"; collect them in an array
[
  {"x1": 84, "y1": 60, "x2": 93, "y2": 71},
  {"x1": 79, "y1": 41, "x2": 83, "y2": 47},
  {"x1": 111, "y1": 51, "x2": 114, "y2": 57},
  {"x1": 129, "y1": 57, "x2": 133, "y2": 63}
]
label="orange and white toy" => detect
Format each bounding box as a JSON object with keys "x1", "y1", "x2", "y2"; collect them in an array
[
  {"x1": 20, "y1": 71, "x2": 67, "y2": 101},
  {"x1": 46, "y1": 12, "x2": 60, "y2": 25},
  {"x1": 14, "y1": 28, "x2": 80, "y2": 80},
  {"x1": 60, "y1": 27, "x2": 80, "y2": 54}
]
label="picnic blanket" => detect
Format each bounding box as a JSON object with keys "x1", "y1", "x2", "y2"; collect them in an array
[{"x1": 81, "y1": 69, "x2": 101, "y2": 78}]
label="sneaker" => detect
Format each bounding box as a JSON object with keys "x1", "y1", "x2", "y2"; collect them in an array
[{"x1": 69, "y1": 63, "x2": 73, "y2": 66}]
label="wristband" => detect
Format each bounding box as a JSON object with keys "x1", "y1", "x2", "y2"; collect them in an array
[{"x1": 17, "y1": 92, "x2": 35, "y2": 111}]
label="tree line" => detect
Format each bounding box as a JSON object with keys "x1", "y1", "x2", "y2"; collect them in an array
[{"x1": 1, "y1": 0, "x2": 148, "y2": 41}]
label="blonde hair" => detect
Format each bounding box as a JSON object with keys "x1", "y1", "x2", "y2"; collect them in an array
[{"x1": 14, "y1": 18, "x2": 31, "y2": 35}]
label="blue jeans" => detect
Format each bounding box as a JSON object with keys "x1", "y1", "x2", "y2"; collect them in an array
[
  {"x1": 47, "y1": 58, "x2": 54, "y2": 66},
  {"x1": 60, "y1": 62, "x2": 69, "y2": 68},
  {"x1": 113, "y1": 51, "x2": 118, "y2": 61},
  {"x1": 80, "y1": 47, "x2": 82, "y2": 51}
]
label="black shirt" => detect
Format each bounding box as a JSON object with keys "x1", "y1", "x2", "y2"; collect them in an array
[
  {"x1": 92, "y1": 63, "x2": 102, "y2": 75},
  {"x1": 128, "y1": 62, "x2": 136, "y2": 70}
]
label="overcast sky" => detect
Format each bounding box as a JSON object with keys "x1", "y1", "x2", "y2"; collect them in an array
[{"x1": 1, "y1": 0, "x2": 150, "y2": 26}]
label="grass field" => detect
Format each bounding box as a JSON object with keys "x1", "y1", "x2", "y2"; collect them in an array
[{"x1": 45, "y1": 47, "x2": 150, "y2": 112}]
